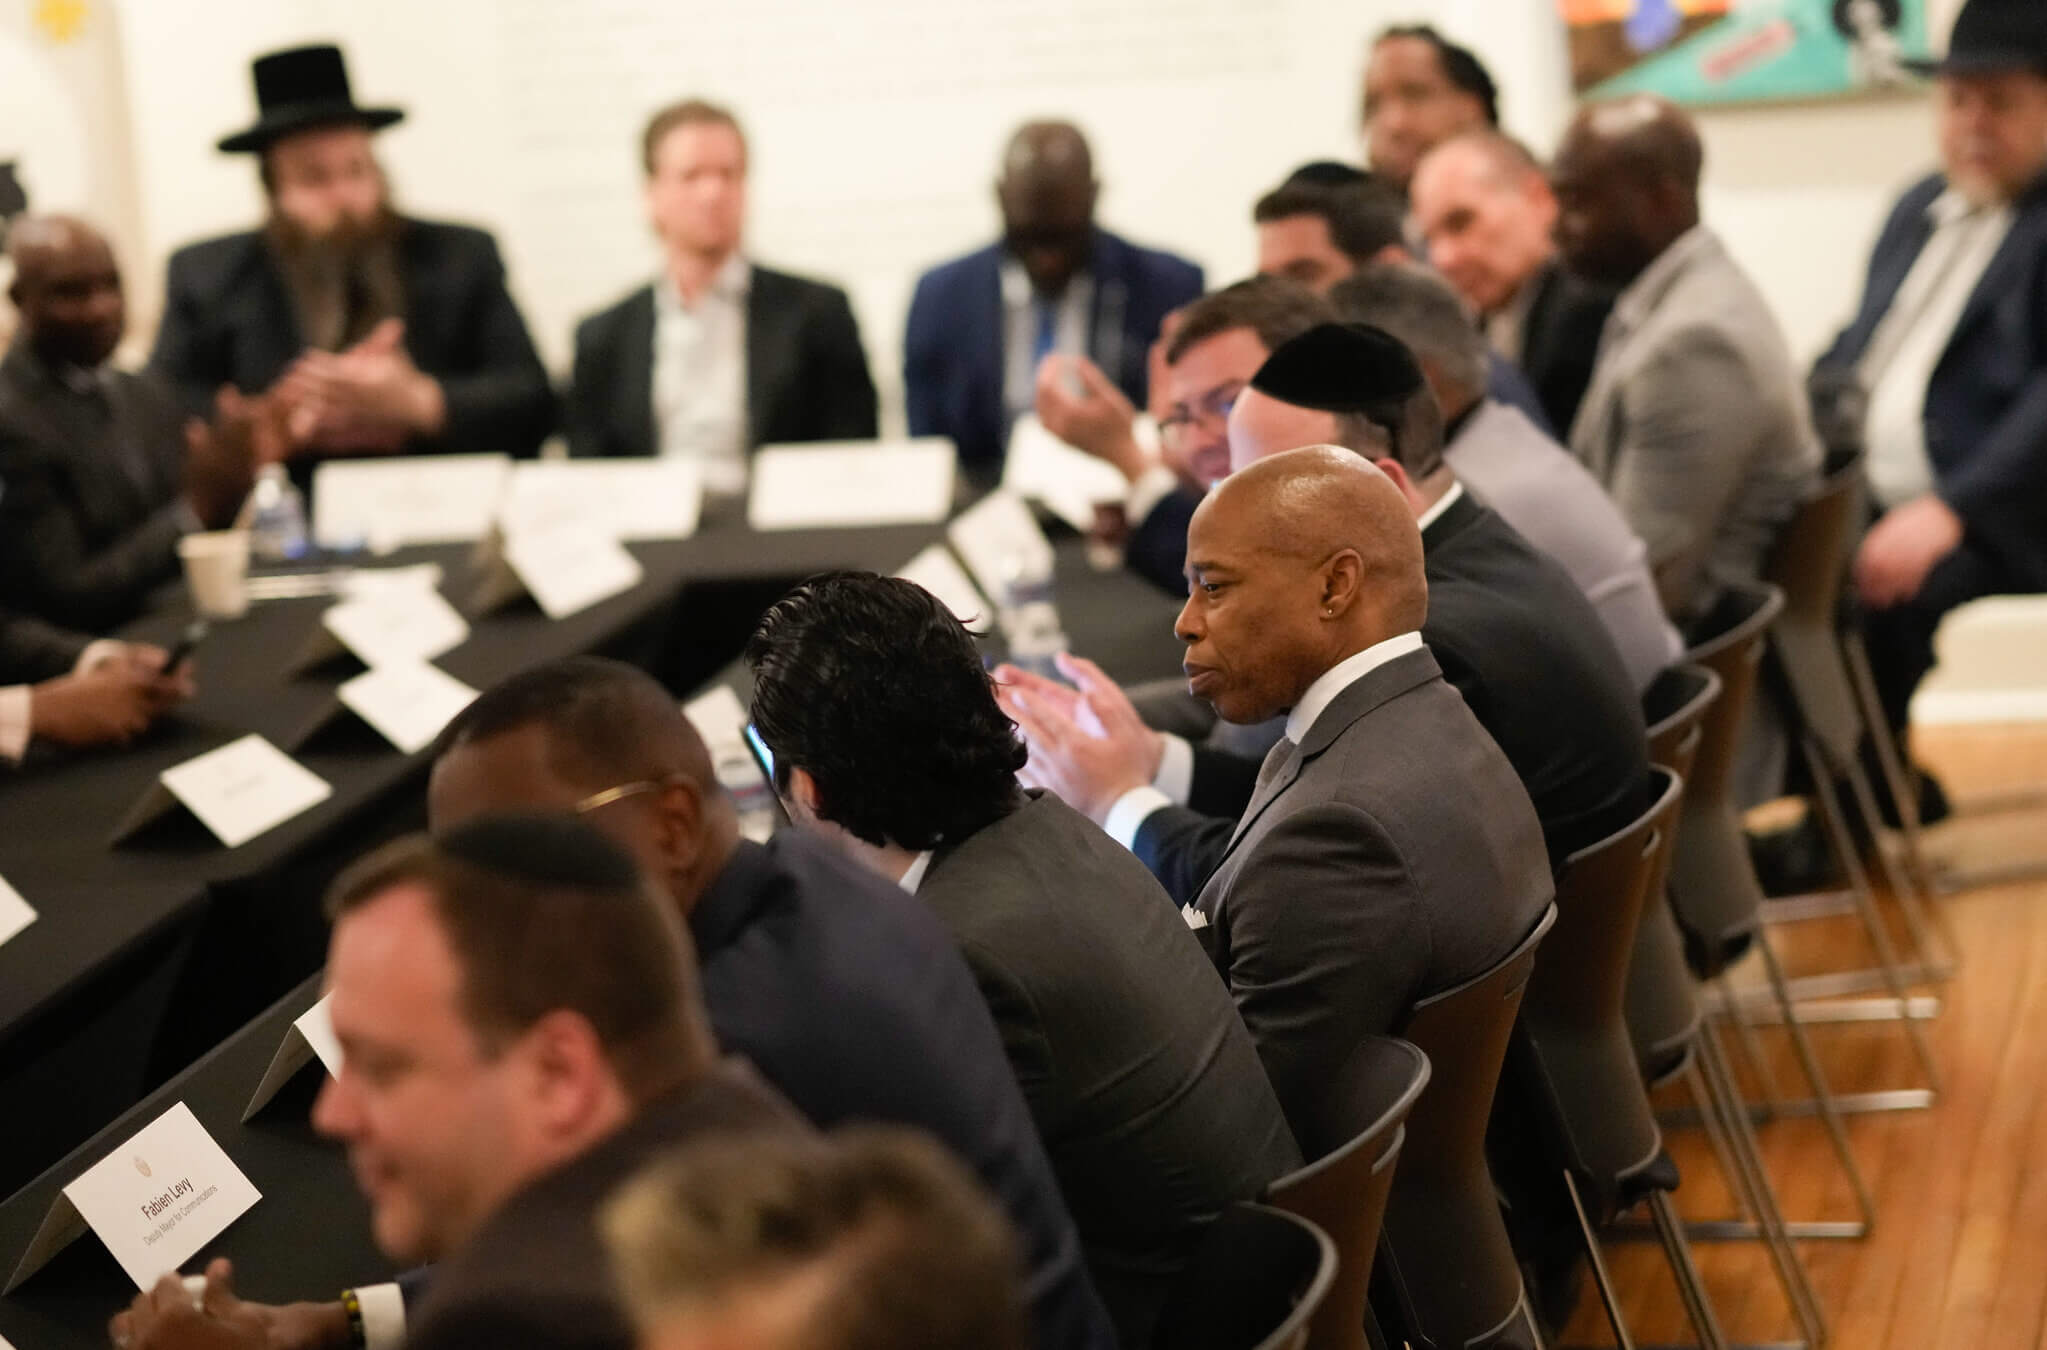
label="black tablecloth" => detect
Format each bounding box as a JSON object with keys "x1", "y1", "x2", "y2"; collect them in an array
[{"x1": 0, "y1": 973, "x2": 383, "y2": 1350}]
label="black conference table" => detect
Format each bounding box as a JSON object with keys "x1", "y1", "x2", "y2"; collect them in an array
[
  {"x1": 0, "y1": 510, "x2": 1186, "y2": 1204},
  {"x1": 0, "y1": 522, "x2": 1187, "y2": 1350}
]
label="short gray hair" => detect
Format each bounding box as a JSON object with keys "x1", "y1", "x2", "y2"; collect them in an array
[{"x1": 1327, "y1": 263, "x2": 1490, "y2": 405}]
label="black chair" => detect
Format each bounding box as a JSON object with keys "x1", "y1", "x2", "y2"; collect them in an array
[
  {"x1": 1264, "y1": 1037, "x2": 1430, "y2": 1350},
  {"x1": 1375, "y1": 907, "x2": 1554, "y2": 1350},
  {"x1": 1505, "y1": 766, "x2": 1732, "y2": 1350},
  {"x1": 1152, "y1": 1203, "x2": 1339, "y2": 1350},
  {"x1": 1629, "y1": 665, "x2": 1720, "y2": 1082},
  {"x1": 1672, "y1": 583, "x2": 1877, "y2": 1239},
  {"x1": 1761, "y1": 450, "x2": 1946, "y2": 1098}
]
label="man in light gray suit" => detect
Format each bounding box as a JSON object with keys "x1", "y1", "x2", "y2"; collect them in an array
[
  {"x1": 747, "y1": 571, "x2": 1300, "y2": 1350},
  {"x1": 1002, "y1": 447, "x2": 1554, "y2": 1141},
  {"x1": 1330, "y1": 262, "x2": 1682, "y2": 689},
  {"x1": 1553, "y1": 96, "x2": 1819, "y2": 632}
]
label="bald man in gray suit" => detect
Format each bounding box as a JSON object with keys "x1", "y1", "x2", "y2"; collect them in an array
[
  {"x1": 1004, "y1": 448, "x2": 1553, "y2": 1144},
  {"x1": 1553, "y1": 97, "x2": 1818, "y2": 632}
]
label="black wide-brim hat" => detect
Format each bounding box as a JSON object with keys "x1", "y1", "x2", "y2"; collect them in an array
[
  {"x1": 217, "y1": 44, "x2": 404, "y2": 155},
  {"x1": 1906, "y1": 0, "x2": 2047, "y2": 78}
]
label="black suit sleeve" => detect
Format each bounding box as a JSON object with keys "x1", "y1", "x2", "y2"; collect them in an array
[
  {"x1": 1187, "y1": 747, "x2": 1260, "y2": 820},
  {"x1": 564, "y1": 313, "x2": 613, "y2": 459},
  {"x1": 0, "y1": 610, "x2": 91, "y2": 683},
  {"x1": 433, "y1": 236, "x2": 556, "y2": 458},
  {"x1": 1132, "y1": 804, "x2": 1236, "y2": 908},
  {"x1": 0, "y1": 440, "x2": 185, "y2": 631},
  {"x1": 808, "y1": 286, "x2": 879, "y2": 440},
  {"x1": 148, "y1": 250, "x2": 222, "y2": 419}
]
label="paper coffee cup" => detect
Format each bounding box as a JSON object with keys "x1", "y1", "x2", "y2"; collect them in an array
[{"x1": 178, "y1": 530, "x2": 252, "y2": 621}]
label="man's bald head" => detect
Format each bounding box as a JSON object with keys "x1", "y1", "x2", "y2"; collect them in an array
[
  {"x1": 427, "y1": 658, "x2": 737, "y2": 916},
  {"x1": 6, "y1": 214, "x2": 125, "y2": 368},
  {"x1": 1177, "y1": 447, "x2": 1426, "y2": 724},
  {"x1": 1550, "y1": 95, "x2": 1703, "y2": 286},
  {"x1": 997, "y1": 120, "x2": 1098, "y2": 298},
  {"x1": 1410, "y1": 131, "x2": 1560, "y2": 316}
]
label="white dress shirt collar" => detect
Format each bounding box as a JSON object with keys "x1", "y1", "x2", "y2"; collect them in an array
[
  {"x1": 658, "y1": 254, "x2": 751, "y2": 313},
  {"x1": 1415, "y1": 478, "x2": 1465, "y2": 534},
  {"x1": 1285, "y1": 631, "x2": 1426, "y2": 744},
  {"x1": 896, "y1": 849, "x2": 936, "y2": 894}
]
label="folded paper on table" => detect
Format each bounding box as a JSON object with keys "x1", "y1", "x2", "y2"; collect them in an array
[
  {"x1": 896, "y1": 544, "x2": 991, "y2": 629},
  {"x1": 111, "y1": 735, "x2": 333, "y2": 849},
  {"x1": 747, "y1": 440, "x2": 955, "y2": 530},
  {"x1": 501, "y1": 460, "x2": 703, "y2": 540},
  {"x1": 1003, "y1": 414, "x2": 1136, "y2": 533},
  {"x1": 244, "y1": 995, "x2": 341, "y2": 1121},
  {"x1": 312, "y1": 455, "x2": 512, "y2": 549}
]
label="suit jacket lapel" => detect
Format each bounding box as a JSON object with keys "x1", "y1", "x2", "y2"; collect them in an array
[
  {"x1": 1943, "y1": 187, "x2": 2047, "y2": 360},
  {"x1": 622, "y1": 287, "x2": 657, "y2": 457},
  {"x1": 1211, "y1": 648, "x2": 1444, "y2": 873},
  {"x1": 745, "y1": 270, "x2": 788, "y2": 450}
]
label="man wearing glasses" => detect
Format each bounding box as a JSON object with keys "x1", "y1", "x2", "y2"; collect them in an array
[
  {"x1": 905, "y1": 121, "x2": 1204, "y2": 486},
  {"x1": 1033, "y1": 276, "x2": 1335, "y2": 595}
]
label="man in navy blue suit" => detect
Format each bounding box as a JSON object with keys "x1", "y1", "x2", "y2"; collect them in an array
[
  {"x1": 1815, "y1": 0, "x2": 2047, "y2": 815},
  {"x1": 904, "y1": 121, "x2": 1203, "y2": 485}
]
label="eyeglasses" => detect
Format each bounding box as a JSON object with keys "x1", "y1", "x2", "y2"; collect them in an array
[
  {"x1": 572, "y1": 780, "x2": 669, "y2": 815},
  {"x1": 1158, "y1": 382, "x2": 1245, "y2": 450}
]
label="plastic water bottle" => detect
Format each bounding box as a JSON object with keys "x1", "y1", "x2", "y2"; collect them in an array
[
  {"x1": 245, "y1": 464, "x2": 310, "y2": 563},
  {"x1": 998, "y1": 552, "x2": 1068, "y2": 681}
]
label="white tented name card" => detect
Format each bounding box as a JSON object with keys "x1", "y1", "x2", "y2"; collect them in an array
[
  {"x1": 312, "y1": 586, "x2": 470, "y2": 672},
  {"x1": 112, "y1": 736, "x2": 333, "y2": 849},
  {"x1": 337, "y1": 662, "x2": 479, "y2": 754},
  {"x1": 1003, "y1": 414, "x2": 1136, "y2": 533},
  {"x1": 0, "y1": 874, "x2": 36, "y2": 949},
  {"x1": 948, "y1": 491, "x2": 1055, "y2": 603},
  {"x1": 502, "y1": 460, "x2": 703, "y2": 541},
  {"x1": 503, "y1": 525, "x2": 644, "y2": 620},
  {"x1": 747, "y1": 440, "x2": 955, "y2": 531},
  {"x1": 5, "y1": 1102, "x2": 261, "y2": 1294},
  {"x1": 312, "y1": 454, "x2": 513, "y2": 550},
  {"x1": 244, "y1": 995, "x2": 341, "y2": 1121},
  {"x1": 896, "y1": 545, "x2": 991, "y2": 629},
  {"x1": 683, "y1": 684, "x2": 751, "y2": 753}
]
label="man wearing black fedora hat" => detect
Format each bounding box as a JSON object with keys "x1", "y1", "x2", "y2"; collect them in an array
[
  {"x1": 149, "y1": 44, "x2": 554, "y2": 479},
  {"x1": 1815, "y1": 0, "x2": 2047, "y2": 823}
]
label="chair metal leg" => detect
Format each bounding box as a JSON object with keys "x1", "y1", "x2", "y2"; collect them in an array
[
  {"x1": 1840, "y1": 627, "x2": 1947, "y2": 905},
  {"x1": 1564, "y1": 1169, "x2": 1639, "y2": 1350},
  {"x1": 1840, "y1": 756, "x2": 1956, "y2": 978},
  {"x1": 1800, "y1": 738, "x2": 1944, "y2": 1094},
  {"x1": 1692, "y1": 1030, "x2": 1830, "y2": 1346},
  {"x1": 1753, "y1": 935, "x2": 1876, "y2": 1232},
  {"x1": 1715, "y1": 973, "x2": 1784, "y2": 1118},
  {"x1": 1646, "y1": 1189, "x2": 1733, "y2": 1350}
]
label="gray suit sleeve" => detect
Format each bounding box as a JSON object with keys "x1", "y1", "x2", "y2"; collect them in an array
[
  {"x1": 1217, "y1": 802, "x2": 1426, "y2": 1140},
  {"x1": 1607, "y1": 329, "x2": 1761, "y2": 617}
]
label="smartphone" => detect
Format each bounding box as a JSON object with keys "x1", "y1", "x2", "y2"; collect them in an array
[
  {"x1": 163, "y1": 621, "x2": 209, "y2": 675},
  {"x1": 741, "y1": 722, "x2": 777, "y2": 788}
]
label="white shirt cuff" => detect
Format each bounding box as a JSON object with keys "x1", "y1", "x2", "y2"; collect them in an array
[
  {"x1": 353, "y1": 1282, "x2": 408, "y2": 1350},
  {"x1": 1104, "y1": 786, "x2": 1174, "y2": 851},
  {"x1": 74, "y1": 640, "x2": 126, "y2": 675},
  {"x1": 1126, "y1": 462, "x2": 1180, "y2": 526},
  {"x1": 1152, "y1": 733, "x2": 1193, "y2": 806},
  {"x1": 0, "y1": 686, "x2": 29, "y2": 763}
]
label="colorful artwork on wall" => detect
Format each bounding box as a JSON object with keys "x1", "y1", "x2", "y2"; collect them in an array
[{"x1": 1562, "y1": 0, "x2": 1931, "y2": 105}]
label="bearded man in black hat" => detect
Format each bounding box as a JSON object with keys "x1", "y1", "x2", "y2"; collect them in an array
[
  {"x1": 149, "y1": 45, "x2": 554, "y2": 477},
  {"x1": 1814, "y1": 0, "x2": 2047, "y2": 825}
]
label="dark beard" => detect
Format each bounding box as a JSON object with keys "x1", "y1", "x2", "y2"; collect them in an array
[{"x1": 264, "y1": 202, "x2": 407, "y2": 351}]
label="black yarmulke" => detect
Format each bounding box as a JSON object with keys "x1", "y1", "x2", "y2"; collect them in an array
[
  {"x1": 437, "y1": 813, "x2": 642, "y2": 891},
  {"x1": 1249, "y1": 322, "x2": 1426, "y2": 412}
]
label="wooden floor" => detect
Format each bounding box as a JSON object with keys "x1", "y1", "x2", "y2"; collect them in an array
[{"x1": 1563, "y1": 723, "x2": 2047, "y2": 1350}]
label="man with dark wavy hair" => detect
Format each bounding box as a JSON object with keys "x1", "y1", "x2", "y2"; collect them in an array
[{"x1": 747, "y1": 572, "x2": 1300, "y2": 1350}]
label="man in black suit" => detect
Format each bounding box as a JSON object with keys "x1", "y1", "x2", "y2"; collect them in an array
[
  {"x1": 1004, "y1": 448, "x2": 1552, "y2": 1141},
  {"x1": 1012, "y1": 324, "x2": 1649, "y2": 900},
  {"x1": 423, "y1": 658, "x2": 1115, "y2": 1350},
  {"x1": 746, "y1": 572, "x2": 1300, "y2": 1350},
  {"x1": 149, "y1": 46, "x2": 554, "y2": 482},
  {"x1": 0, "y1": 217, "x2": 255, "y2": 632},
  {"x1": 1410, "y1": 130, "x2": 1614, "y2": 437},
  {"x1": 115, "y1": 817, "x2": 806, "y2": 1350},
  {"x1": 567, "y1": 99, "x2": 877, "y2": 483},
  {"x1": 0, "y1": 610, "x2": 188, "y2": 764},
  {"x1": 1813, "y1": 0, "x2": 2047, "y2": 817}
]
